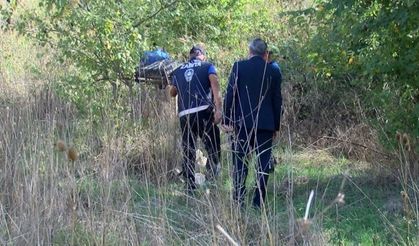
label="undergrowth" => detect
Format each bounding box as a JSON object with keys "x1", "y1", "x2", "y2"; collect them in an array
[{"x1": 1, "y1": 24, "x2": 418, "y2": 245}]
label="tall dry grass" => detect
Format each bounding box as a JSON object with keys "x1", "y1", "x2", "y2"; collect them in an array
[{"x1": 0, "y1": 79, "x2": 335, "y2": 245}]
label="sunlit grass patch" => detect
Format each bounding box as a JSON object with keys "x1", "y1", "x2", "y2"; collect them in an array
[{"x1": 270, "y1": 148, "x2": 411, "y2": 245}]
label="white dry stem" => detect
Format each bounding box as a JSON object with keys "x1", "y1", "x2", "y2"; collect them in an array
[
  {"x1": 304, "y1": 190, "x2": 315, "y2": 221},
  {"x1": 216, "y1": 224, "x2": 239, "y2": 246}
]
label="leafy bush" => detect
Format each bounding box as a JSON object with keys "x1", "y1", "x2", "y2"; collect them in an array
[
  {"x1": 16, "y1": 0, "x2": 289, "y2": 115},
  {"x1": 282, "y1": 0, "x2": 418, "y2": 148}
]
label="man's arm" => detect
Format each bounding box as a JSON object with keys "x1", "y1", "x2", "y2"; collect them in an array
[
  {"x1": 272, "y1": 69, "x2": 282, "y2": 132},
  {"x1": 223, "y1": 62, "x2": 238, "y2": 127},
  {"x1": 209, "y1": 74, "x2": 222, "y2": 124}
]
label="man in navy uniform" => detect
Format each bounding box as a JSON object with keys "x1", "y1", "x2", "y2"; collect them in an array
[
  {"x1": 169, "y1": 45, "x2": 222, "y2": 193},
  {"x1": 267, "y1": 46, "x2": 281, "y2": 73},
  {"x1": 223, "y1": 38, "x2": 282, "y2": 208}
]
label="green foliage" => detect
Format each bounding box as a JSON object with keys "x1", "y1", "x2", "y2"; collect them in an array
[
  {"x1": 12, "y1": 0, "x2": 417, "y2": 145},
  {"x1": 15, "y1": 0, "x2": 141, "y2": 116},
  {"x1": 285, "y1": 0, "x2": 418, "y2": 146},
  {"x1": 16, "y1": 0, "x2": 287, "y2": 115},
  {"x1": 0, "y1": 0, "x2": 17, "y2": 30}
]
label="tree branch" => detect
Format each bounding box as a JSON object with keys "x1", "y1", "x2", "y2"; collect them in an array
[{"x1": 132, "y1": 0, "x2": 178, "y2": 28}]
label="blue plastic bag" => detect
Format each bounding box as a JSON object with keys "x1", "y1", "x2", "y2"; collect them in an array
[{"x1": 141, "y1": 49, "x2": 170, "y2": 66}]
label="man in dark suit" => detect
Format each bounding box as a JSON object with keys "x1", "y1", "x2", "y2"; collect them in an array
[{"x1": 223, "y1": 38, "x2": 282, "y2": 208}]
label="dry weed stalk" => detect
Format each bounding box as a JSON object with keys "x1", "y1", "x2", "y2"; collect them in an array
[
  {"x1": 291, "y1": 172, "x2": 348, "y2": 245},
  {"x1": 216, "y1": 224, "x2": 240, "y2": 246}
]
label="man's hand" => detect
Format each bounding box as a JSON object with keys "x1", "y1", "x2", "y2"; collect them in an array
[
  {"x1": 168, "y1": 85, "x2": 177, "y2": 97},
  {"x1": 213, "y1": 110, "x2": 222, "y2": 125},
  {"x1": 221, "y1": 124, "x2": 234, "y2": 133}
]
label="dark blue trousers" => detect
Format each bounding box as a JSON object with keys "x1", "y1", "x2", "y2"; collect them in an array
[
  {"x1": 180, "y1": 108, "x2": 221, "y2": 191},
  {"x1": 232, "y1": 128, "x2": 274, "y2": 208}
]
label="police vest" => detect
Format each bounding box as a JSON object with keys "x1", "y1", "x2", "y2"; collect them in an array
[{"x1": 172, "y1": 59, "x2": 213, "y2": 117}]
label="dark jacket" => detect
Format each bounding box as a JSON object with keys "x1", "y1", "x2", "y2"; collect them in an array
[
  {"x1": 172, "y1": 59, "x2": 215, "y2": 116},
  {"x1": 223, "y1": 55, "x2": 282, "y2": 131}
]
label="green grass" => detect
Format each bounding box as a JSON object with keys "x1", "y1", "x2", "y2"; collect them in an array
[
  {"x1": 268, "y1": 149, "x2": 412, "y2": 245},
  {"x1": 123, "y1": 147, "x2": 415, "y2": 245}
]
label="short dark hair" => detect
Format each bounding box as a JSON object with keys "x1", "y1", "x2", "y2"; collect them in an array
[
  {"x1": 249, "y1": 38, "x2": 267, "y2": 56},
  {"x1": 189, "y1": 45, "x2": 205, "y2": 57}
]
